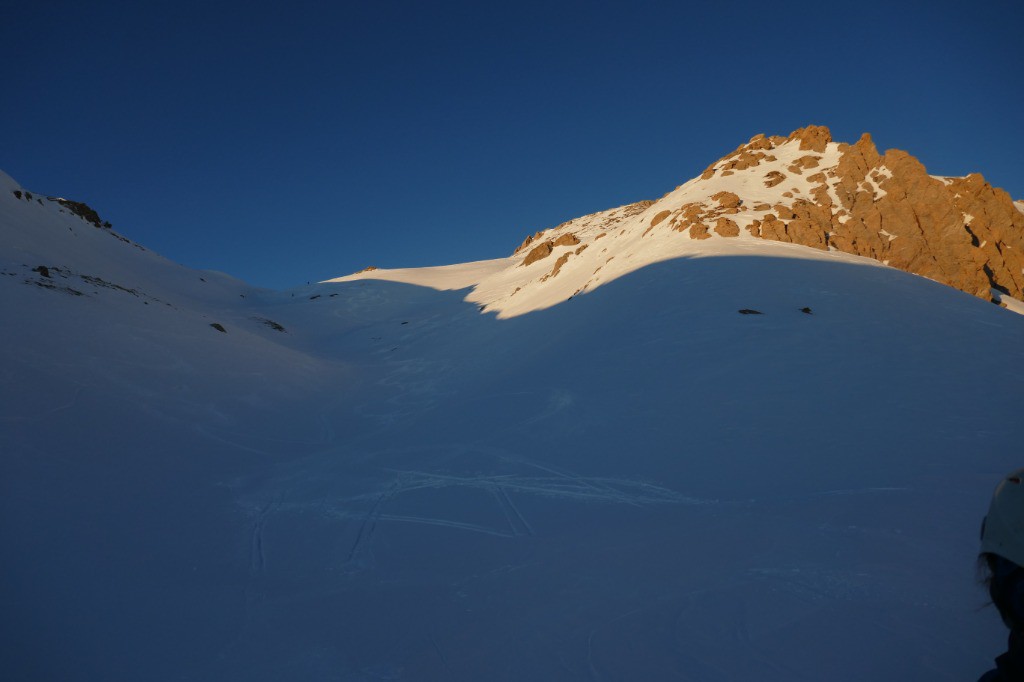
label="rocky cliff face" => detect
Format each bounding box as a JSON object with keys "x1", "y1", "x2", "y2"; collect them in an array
[
  {"x1": 727, "y1": 128, "x2": 1024, "y2": 302},
  {"x1": 512, "y1": 126, "x2": 1024, "y2": 305}
]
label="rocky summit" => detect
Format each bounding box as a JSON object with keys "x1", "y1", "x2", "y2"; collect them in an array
[{"x1": 501, "y1": 125, "x2": 1024, "y2": 308}]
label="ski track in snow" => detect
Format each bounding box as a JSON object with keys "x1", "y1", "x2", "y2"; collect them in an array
[
  {"x1": 386, "y1": 467, "x2": 699, "y2": 507},
  {"x1": 492, "y1": 484, "x2": 535, "y2": 537},
  {"x1": 248, "y1": 498, "x2": 279, "y2": 575},
  {"x1": 373, "y1": 513, "x2": 515, "y2": 538},
  {"x1": 427, "y1": 635, "x2": 452, "y2": 675},
  {"x1": 284, "y1": 462, "x2": 703, "y2": 559},
  {"x1": 343, "y1": 479, "x2": 401, "y2": 570}
]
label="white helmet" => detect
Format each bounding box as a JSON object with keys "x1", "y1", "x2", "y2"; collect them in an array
[{"x1": 981, "y1": 468, "x2": 1024, "y2": 568}]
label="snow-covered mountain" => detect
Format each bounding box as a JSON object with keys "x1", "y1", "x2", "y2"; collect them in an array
[
  {"x1": 333, "y1": 126, "x2": 1024, "y2": 317},
  {"x1": 2, "y1": 128, "x2": 1023, "y2": 682}
]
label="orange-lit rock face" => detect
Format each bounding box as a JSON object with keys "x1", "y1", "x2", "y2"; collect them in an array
[
  {"x1": 804, "y1": 133, "x2": 1023, "y2": 301},
  {"x1": 713, "y1": 126, "x2": 1024, "y2": 302}
]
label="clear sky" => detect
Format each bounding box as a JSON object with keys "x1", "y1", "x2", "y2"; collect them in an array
[{"x1": 3, "y1": 0, "x2": 1022, "y2": 290}]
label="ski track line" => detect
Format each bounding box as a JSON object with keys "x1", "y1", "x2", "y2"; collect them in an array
[
  {"x1": 428, "y1": 635, "x2": 452, "y2": 676},
  {"x1": 491, "y1": 485, "x2": 521, "y2": 537},
  {"x1": 391, "y1": 468, "x2": 691, "y2": 506},
  {"x1": 496, "y1": 477, "x2": 649, "y2": 506},
  {"x1": 512, "y1": 458, "x2": 645, "y2": 507},
  {"x1": 374, "y1": 513, "x2": 514, "y2": 538},
  {"x1": 498, "y1": 485, "x2": 535, "y2": 536},
  {"x1": 592, "y1": 477, "x2": 705, "y2": 504},
  {"x1": 345, "y1": 480, "x2": 400, "y2": 565},
  {"x1": 490, "y1": 484, "x2": 535, "y2": 537},
  {"x1": 240, "y1": 497, "x2": 284, "y2": 636},
  {"x1": 402, "y1": 470, "x2": 603, "y2": 503},
  {"x1": 586, "y1": 629, "x2": 602, "y2": 682},
  {"x1": 813, "y1": 486, "x2": 909, "y2": 497},
  {"x1": 249, "y1": 498, "x2": 280, "y2": 574}
]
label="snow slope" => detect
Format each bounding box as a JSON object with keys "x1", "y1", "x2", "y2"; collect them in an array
[{"x1": 2, "y1": 168, "x2": 1023, "y2": 681}]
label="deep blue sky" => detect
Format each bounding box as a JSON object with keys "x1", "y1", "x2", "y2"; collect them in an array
[{"x1": 3, "y1": 0, "x2": 1022, "y2": 289}]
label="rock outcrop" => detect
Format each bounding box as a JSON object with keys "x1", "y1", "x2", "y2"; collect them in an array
[
  {"x1": 787, "y1": 125, "x2": 831, "y2": 152},
  {"x1": 714, "y1": 218, "x2": 739, "y2": 237},
  {"x1": 521, "y1": 232, "x2": 581, "y2": 267},
  {"x1": 701, "y1": 126, "x2": 1024, "y2": 303},
  {"x1": 771, "y1": 131, "x2": 1022, "y2": 301},
  {"x1": 48, "y1": 197, "x2": 110, "y2": 228},
  {"x1": 522, "y1": 241, "x2": 554, "y2": 266}
]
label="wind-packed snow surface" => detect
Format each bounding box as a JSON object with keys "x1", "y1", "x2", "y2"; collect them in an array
[{"x1": 2, "y1": 168, "x2": 1023, "y2": 681}]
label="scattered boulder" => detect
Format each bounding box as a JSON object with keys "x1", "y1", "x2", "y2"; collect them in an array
[
  {"x1": 523, "y1": 241, "x2": 554, "y2": 266},
  {"x1": 650, "y1": 210, "x2": 672, "y2": 227},
  {"x1": 547, "y1": 253, "x2": 572, "y2": 279},
  {"x1": 719, "y1": 151, "x2": 765, "y2": 172},
  {"x1": 787, "y1": 125, "x2": 832, "y2": 152},
  {"x1": 32, "y1": 265, "x2": 51, "y2": 278},
  {"x1": 787, "y1": 155, "x2": 821, "y2": 175},
  {"x1": 764, "y1": 171, "x2": 787, "y2": 188},
  {"x1": 714, "y1": 218, "x2": 740, "y2": 237},
  {"x1": 680, "y1": 203, "x2": 705, "y2": 221},
  {"x1": 689, "y1": 223, "x2": 711, "y2": 240},
  {"x1": 514, "y1": 231, "x2": 545, "y2": 254},
  {"x1": 210, "y1": 323, "x2": 226, "y2": 333},
  {"x1": 745, "y1": 134, "x2": 775, "y2": 151},
  {"x1": 253, "y1": 317, "x2": 286, "y2": 332},
  {"x1": 523, "y1": 232, "x2": 583, "y2": 267},
  {"x1": 711, "y1": 191, "x2": 741, "y2": 209},
  {"x1": 738, "y1": 309, "x2": 763, "y2": 315}
]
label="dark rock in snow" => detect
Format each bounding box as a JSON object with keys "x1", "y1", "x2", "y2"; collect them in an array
[{"x1": 47, "y1": 197, "x2": 107, "y2": 228}]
